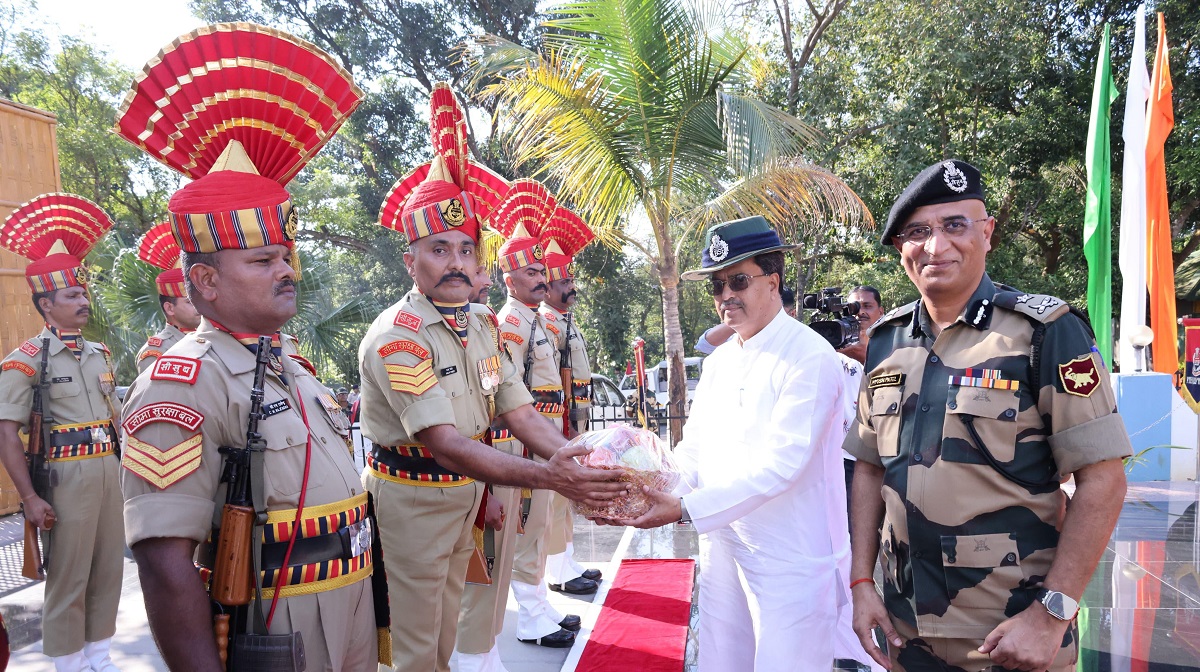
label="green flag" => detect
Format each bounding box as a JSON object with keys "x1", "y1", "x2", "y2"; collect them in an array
[{"x1": 1084, "y1": 23, "x2": 1117, "y2": 366}]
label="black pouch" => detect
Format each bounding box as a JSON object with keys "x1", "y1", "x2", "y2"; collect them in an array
[{"x1": 230, "y1": 632, "x2": 305, "y2": 671}]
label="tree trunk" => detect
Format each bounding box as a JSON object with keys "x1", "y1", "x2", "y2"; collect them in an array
[{"x1": 657, "y1": 250, "x2": 687, "y2": 447}]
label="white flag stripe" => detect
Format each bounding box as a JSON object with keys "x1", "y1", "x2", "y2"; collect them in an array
[{"x1": 1117, "y1": 4, "x2": 1150, "y2": 372}]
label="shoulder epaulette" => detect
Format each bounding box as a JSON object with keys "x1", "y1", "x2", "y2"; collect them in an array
[
  {"x1": 150, "y1": 355, "x2": 202, "y2": 385},
  {"x1": 867, "y1": 300, "x2": 918, "y2": 337},
  {"x1": 288, "y1": 353, "x2": 317, "y2": 376},
  {"x1": 394, "y1": 309, "x2": 423, "y2": 332},
  {"x1": 19, "y1": 340, "x2": 40, "y2": 358},
  {"x1": 147, "y1": 336, "x2": 164, "y2": 347},
  {"x1": 470, "y1": 303, "x2": 499, "y2": 329},
  {"x1": 991, "y1": 291, "x2": 1069, "y2": 324}
]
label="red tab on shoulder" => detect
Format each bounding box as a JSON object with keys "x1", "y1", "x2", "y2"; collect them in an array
[
  {"x1": 288, "y1": 353, "x2": 317, "y2": 376},
  {"x1": 545, "y1": 323, "x2": 560, "y2": 336},
  {"x1": 394, "y1": 310, "x2": 423, "y2": 332},
  {"x1": 505, "y1": 314, "x2": 521, "y2": 327},
  {"x1": 147, "y1": 336, "x2": 164, "y2": 347},
  {"x1": 138, "y1": 350, "x2": 163, "y2": 362},
  {"x1": 542, "y1": 311, "x2": 558, "y2": 322},
  {"x1": 150, "y1": 356, "x2": 201, "y2": 385},
  {"x1": 501, "y1": 332, "x2": 524, "y2": 346},
  {"x1": 98, "y1": 342, "x2": 111, "y2": 355},
  {"x1": 2, "y1": 361, "x2": 36, "y2": 377},
  {"x1": 378, "y1": 339, "x2": 430, "y2": 360},
  {"x1": 19, "y1": 340, "x2": 39, "y2": 357},
  {"x1": 123, "y1": 402, "x2": 205, "y2": 435}
]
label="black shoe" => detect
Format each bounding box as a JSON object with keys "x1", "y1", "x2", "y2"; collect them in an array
[
  {"x1": 519, "y1": 628, "x2": 576, "y2": 648},
  {"x1": 559, "y1": 615, "x2": 582, "y2": 632},
  {"x1": 549, "y1": 577, "x2": 598, "y2": 595},
  {"x1": 581, "y1": 568, "x2": 602, "y2": 581}
]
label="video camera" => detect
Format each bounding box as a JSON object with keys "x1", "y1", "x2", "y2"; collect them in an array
[{"x1": 802, "y1": 287, "x2": 860, "y2": 350}]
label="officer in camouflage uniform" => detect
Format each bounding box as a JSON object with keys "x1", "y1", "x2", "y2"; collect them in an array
[
  {"x1": 845, "y1": 159, "x2": 1131, "y2": 671},
  {"x1": 135, "y1": 223, "x2": 201, "y2": 373},
  {"x1": 0, "y1": 194, "x2": 123, "y2": 672}
]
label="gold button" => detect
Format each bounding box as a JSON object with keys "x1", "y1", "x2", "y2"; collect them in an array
[{"x1": 196, "y1": 338, "x2": 206, "y2": 343}]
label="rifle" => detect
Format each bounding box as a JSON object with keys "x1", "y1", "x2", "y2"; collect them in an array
[
  {"x1": 558, "y1": 313, "x2": 576, "y2": 438},
  {"x1": 21, "y1": 338, "x2": 53, "y2": 581},
  {"x1": 211, "y1": 336, "x2": 270, "y2": 663}
]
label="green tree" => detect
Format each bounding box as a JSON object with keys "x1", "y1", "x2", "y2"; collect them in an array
[{"x1": 468, "y1": 0, "x2": 869, "y2": 440}]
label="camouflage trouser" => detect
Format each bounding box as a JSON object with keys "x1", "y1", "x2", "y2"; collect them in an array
[{"x1": 890, "y1": 618, "x2": 1077, "y2": 672}]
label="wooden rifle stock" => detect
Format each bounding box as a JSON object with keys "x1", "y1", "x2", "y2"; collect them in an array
[
  {"x1": 21, "y1": 515, "x2": 43, "y2": 580},
  {"x1": 21, "y1": 338, "x2": 52, "y2": 581}
]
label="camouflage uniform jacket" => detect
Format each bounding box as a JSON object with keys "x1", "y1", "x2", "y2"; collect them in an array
[
  {"x1": 843, "y1": 274, "x2": 1132, "y2": 639},
  {"x1": 135, "y1": 323, "x2": 187, "y2": 373}
]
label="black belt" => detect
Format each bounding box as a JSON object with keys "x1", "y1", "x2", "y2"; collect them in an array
[
  {"x1": 50, "y1": 424, "x2": 115, "y2": 448},
  {"x1": 571, "y1": 381, "x2": 592, "y2": 399},
  {"x1": 201, "y1": 519, "x2": 372, "y2": 572},
  {"x1": 530, "y1": 389, "x2": 563, "y2": 405},
  {"x1": 370, "y1": 443, "x2": 463, "y2": 479}
]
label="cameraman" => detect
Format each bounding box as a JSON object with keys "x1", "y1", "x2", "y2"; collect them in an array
[
  {"x1": 837, "y1": 286, "x2": 883, "y2": 365},
  {"x1": 695, "y1": 287, "x2": 795, "y2": 354}
]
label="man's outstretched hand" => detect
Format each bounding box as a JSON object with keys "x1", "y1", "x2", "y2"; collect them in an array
[
  {"x1": 591, "y1": 485, "x2": 681, "y2": 529},
  {"x1": 545, "y1": 444, "x2": 629, "y2": 508}
]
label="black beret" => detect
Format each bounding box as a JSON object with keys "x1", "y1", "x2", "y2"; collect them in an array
[{"x1": 882, "y1": 159, "x2": 984, "y2": 246}]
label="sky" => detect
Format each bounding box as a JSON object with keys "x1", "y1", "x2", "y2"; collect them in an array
[{"x1": 15, "y1": 0, "x2": 202, "y2": 69}]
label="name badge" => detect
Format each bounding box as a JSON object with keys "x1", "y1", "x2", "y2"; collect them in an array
[
  {"x1": 52, "y1": 376, "x2": 72, "y2": 384},
  {"x1": 440, "y1": 366, "x2": 458, "y2": 377},
  {"x1": 262, "y1": 399, "x2": 291, "y2": 417},
  {"x1": 868, "y1": 373, "x2": 905, "y2": 389}
]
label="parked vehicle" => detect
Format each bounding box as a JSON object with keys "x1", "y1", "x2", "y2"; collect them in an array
[{"x1": 617, "y1": 357, "x2": 703, "y2": 412}]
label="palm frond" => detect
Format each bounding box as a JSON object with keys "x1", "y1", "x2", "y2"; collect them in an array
[
  {"x1": 462, "y1": 34, "x2": 540, "y2": 98},
  {"x1": 718, "y1": 92, "x2": 823, "y2": 175},
  {"x1": 682, "y1": 159, "x2": 874, "y2": 244}
]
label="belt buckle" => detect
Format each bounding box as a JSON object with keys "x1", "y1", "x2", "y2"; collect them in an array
[
  {"x1": 347, "y1": 518, "x2": 372, "y2": 557},
  {"x1": 90, "y1": 427, "x2": 107, "y2": 444}
]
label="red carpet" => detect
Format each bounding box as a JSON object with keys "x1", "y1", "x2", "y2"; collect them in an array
[{"x1": 575, "y1": 558, "x2": 695, "y2": 672}]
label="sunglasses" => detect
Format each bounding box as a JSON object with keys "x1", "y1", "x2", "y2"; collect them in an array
[{"x1": 707, "y1": 273, "x2": 768, "y2": 296}]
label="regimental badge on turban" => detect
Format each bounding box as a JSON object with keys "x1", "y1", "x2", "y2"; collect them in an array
[
  {"x1": 137, "y1": 221, "x2": 186, "y2": 298},
  {"x1": 379, "y1": 83, "x2": 511, "y2": 245},
  {"x1": 0, "y1": 193, "x2": 114, "y2": 293},
  {"x1": 541, "y1": 206, "x2": 595, "y2": 281},
  {"x1": 114, "y1": 23, "x2": 363, "y2": 276},
  {"x1": 490, "y1": 179, "x2": 556, "y2": 273}
]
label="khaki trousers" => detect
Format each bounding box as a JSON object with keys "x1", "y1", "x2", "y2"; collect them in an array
[
  {"x1": 511, "y1": 448, "x2": 552, "y2": 586},
  {"x1": 43, "y1": 453, "x2": 124, "y2": 656},
  {"x1": 890, "y1": 615, "x2": 1077, "y2": 671},
  {"x1": 366, "y1": 472, "x2": 483, "y2": 671},
  {"x1": 455, "y1": 439, "x2": 522, "y2": 655}
]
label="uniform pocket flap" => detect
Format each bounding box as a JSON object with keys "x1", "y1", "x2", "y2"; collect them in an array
[
  {"x1": 940, "y1": 533, "x2": 1020, "y2": 569},
  {"x1": 946, "y1": 389, "x2": 1018, "y2": 421},
  {"x1": 870, "y1": 386, "x2": 903, "y2": 417}
]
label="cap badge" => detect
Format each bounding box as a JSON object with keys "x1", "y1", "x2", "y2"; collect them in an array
[
  {"x1": 943, "y1": 161, "x2": 968, "y2": 193},
  {"x1": 74, "y1": 265, "x2": 91, "y2": 285},
  {"x1": 284, "y1": 206, "x2": 299, "y2": 240},
  {"x1": 709, "y1": 234, "x2": 729, "y2": 262},
  {"x1": 442, "y1": 198, "x2": 466, "y2": 226}
]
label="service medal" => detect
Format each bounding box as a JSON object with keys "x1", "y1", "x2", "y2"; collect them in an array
[{"x1": 99, "y1": 371, "x2": 115, "y2": 396}]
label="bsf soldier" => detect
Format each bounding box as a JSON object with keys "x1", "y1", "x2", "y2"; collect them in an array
[
  {"x1": 0, "y1": 194, "x2": 124, "y2": 672},
  {"x1": 135, "y1": 222, "x2": 201, "y2": 372},
  {"x1": 538, "y1": 209, "x2": 604, "y2": 594},
  {"x1": 845, "y1": 160, "x2": 1131, "y2": 672},
  {"x1": 363, "y1": 83, "x2": 625, "y2": 671},
  {"x1": 114, "y1": 24, "x2": 378, "y2": 671}
]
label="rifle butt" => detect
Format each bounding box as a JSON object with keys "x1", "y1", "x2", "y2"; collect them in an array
[
  {"x1": 213, "y1": 613, "x2": 230, "y2": 668},
  {"x1": 21, "y1": 521, "x2": 43, "y2": 581},
  {"x1": 211, "y1": 504, "x2": 255, "y2": 606}
]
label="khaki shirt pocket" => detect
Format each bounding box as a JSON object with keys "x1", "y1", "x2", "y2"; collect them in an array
[
  {"x1": 945, "y1": 387, "x2": 1020, "y2": 462},
  {"x1": 940, "y1": 533, "x2": 1023, "y2": 610},
  {"x1": 436, "y1": 364, "x2": 468, "y2": 399},
  {"x1": 260, "y1": 415, "x2": 325, "y2": 499},
  {"x1": 870, "y1": 386, "x2": 903, "y2": 458},
  {"x1": 49, "y1": 379, "x2": 81, "y2": 400},
  {"x1": 531, "y1": 336, "x2": 555, "y2": 364}
]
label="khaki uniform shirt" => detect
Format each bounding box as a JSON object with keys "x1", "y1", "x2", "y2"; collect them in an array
[
  {"x1": 0, "y1": 327, "x2": 120, "y2": 429},
  {"x1": 843, "y1": 275, "x2": 1132, "y2": 639},
  {"x1": 539, "y1": 304, "x2": 592, "y2": 411},
  {"x1": 358, "y1": 290, "x2": 531, "y2": 451},
  {"x1": 497, "y1": 298, "x2": 561, "y2": 398},
  {"x1": 135, "y1": 323, "x2": 187, "y2": 373}
]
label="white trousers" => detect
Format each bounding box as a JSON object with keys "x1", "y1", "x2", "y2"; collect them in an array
[{"x1": 698, "y1": 533, "x2": 837, "y2": 672}]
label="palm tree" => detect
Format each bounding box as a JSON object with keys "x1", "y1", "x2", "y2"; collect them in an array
[{"x1": 467, "y1": 0, "x2": 871, "y2": 441}]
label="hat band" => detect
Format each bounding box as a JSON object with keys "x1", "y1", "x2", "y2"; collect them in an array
[
  {"x1": 402, "y1": 192, "x2": 478, "y2": 243},
  {"x1": 156, "y1": 279, "x2": 187, "y2": 297},
  {"x1": 27, "y1": 267, "x2": 86, "y2": 293},
  {"x1": 499, "y1": 244, "x2": 545, "y2": 273},
  {"x1": 547, "y1": 264, "x2": 573, "y2": 281},
  {"x1": 169, "y1": 199, "x2": 294, "y2": 254},
  {"x1": 701, "y1": 230, "x2": 785, "y2": 268}
]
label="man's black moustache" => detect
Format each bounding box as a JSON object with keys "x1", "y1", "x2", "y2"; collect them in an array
[
  {"x1": 76, "y1": 308, "x2": 90, "y2": 315},
  {"x1": 533, "y1": 283, "x2": 548, "y2": 293},
  {"x1": 437, "y1": 272, "x2": 474, "y2": 287},
  {"x1": 274, "y1": 279, "x2": 297, "y2": 295}
]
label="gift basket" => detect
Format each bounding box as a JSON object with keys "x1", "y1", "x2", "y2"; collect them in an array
[{"x1": 570, "y1": 424, "x2": 680, "y2": 519}]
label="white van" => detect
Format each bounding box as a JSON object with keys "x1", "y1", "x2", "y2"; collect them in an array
[{"x1": 617, "y1": 357, "x2": 704, "y2": 411}]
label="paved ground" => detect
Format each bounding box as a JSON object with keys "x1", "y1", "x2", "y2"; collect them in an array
[{"x1": 1, "y1": 514, "x2": 629, "y2": 672}]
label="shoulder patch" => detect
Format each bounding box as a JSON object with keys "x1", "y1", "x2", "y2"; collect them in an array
[
  {"x1": 123, "y1": 402, "x2": 205, "y2": 435},
  {"x1": 505, "y1": 314, "x2": 521, "y2": 327},
  {"x1": 122, "y1": 434, "x2": 204, "y2": 489},
  {"x1": 545, "y1": 323, "x2": 561, "y2": 336},
  {"x1": 19, "y1": 340, "x2": 39, "y2": 357},
  {"x1": 992, "y1": 291, "x2": 1068, "y2": 323},
  {"x1": 2, "y1": 361, "x2": 36, "y2": 377},
  {"x1": 150, "y1": 356, "x2": 202, "y2": 385},
  {"x1": 138, "y1": 349, "x2": 163, "y2": 362},
  {"x1": 147, "y1": 336, "x2": 164, "y2": 347},
  {"x1": 288, "y1": 353, "x2": 317, "y2": 376},
  {"x1": 542, "y1": 311, "x2": 558, "y2": 322},
  {"x1": 394, "y1": 310, "x2": 423, "y2": 332},
  {"x1": 384, "y1": 359, "x2": 437, "y2": 396},
  {"x1": 501, "y1": 332, "x2": 524, "y2": 346},
  {"x1": 378, "y1": 339, "x2": 430, "y2": 360},
  {"x1": 1058, "y1": 354, "x2": 1100, "y2": 397}
]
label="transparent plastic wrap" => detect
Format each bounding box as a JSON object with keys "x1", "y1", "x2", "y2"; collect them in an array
[{"x1": 570, "y1": 424, "x2": 680, "y2": 519}]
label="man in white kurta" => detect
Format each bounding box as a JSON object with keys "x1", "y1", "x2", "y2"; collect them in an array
[{"x1": 619, "y1": 215, "x2": 876, "y2": 671}]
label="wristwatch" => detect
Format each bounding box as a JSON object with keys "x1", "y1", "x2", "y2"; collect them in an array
[
  {"x1": 678, "y1": 497, "x2": 692, "y2": 524},
  {"x1": 1035, "y1": 588, "x2": 1079, "y2": 621}
]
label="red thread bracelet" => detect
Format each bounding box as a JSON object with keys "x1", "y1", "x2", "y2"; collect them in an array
[{"x1": 849, "y1": 578, "x2": 875, "y2": 589}]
